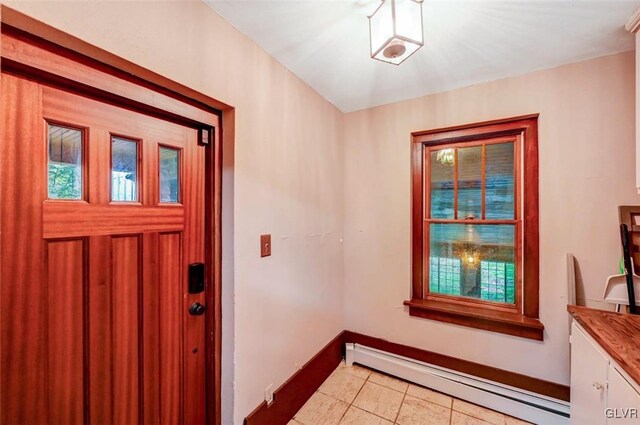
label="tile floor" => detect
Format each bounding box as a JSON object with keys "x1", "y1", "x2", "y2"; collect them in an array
[{"x1": 289, "y1": 361, "x2": 533, "y2": 425}]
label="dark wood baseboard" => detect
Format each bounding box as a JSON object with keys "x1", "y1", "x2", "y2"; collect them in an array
[
  {"x1": 344, "y1": 331, "x2": 570, "y2": 402},
  {"x1": 243, "y1": 331, "x2": 346, "y2": 425},
  {"x1": 244, "y1": 329, "x2": 569, "y2": 424}
]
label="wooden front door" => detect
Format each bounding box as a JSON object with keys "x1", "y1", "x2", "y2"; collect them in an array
[{"x1": 1, "y1": 74, "x2": 208, "y2": 424}]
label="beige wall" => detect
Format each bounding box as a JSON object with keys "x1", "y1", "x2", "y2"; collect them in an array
[
  {"x1": 2, "y1": 1, "x2": 345, "y2": 423},
  {"x1": 636, "y1": 33, "x2": 640, "y2": 191},
  {"x1": 4, "y1": 0, "x2": 638, "y2": 420},
  {"x1": 343, "y1": 51, "x2": 636, "y2": 386}
]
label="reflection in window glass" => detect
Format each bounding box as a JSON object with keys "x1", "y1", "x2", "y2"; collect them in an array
[
  {"x1": 48, "y1": 124, "x2": 83, "y2": 199},
  {"x1": 485, "y1": 142, "x2": 515, "y2": 219},
  {"x1": 159, "y1": 147, "x2": 179, "y2": 203},
  {"x1": 111, "y1": 137, "x2": 138, "y2": 201},
  {"x1": 429, "y1": 223, "x2": 515, "y2": 304},
  {"x1": 457, "y1": 146, "x2": 482, "y2": 220},
  {"x1": 430, "y1": 150, "x2": 455, "y2": 219}
]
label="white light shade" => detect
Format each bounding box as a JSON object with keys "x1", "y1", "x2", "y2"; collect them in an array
[{"x1": 369, "y1": 0, "x2": 424, "y2": 65}]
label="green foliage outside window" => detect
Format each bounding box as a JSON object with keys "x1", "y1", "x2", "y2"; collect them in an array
[{"x1": 48, "y1": 162, "x2": 82, "y2": 199}]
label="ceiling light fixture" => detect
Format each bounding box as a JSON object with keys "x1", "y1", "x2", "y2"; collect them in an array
[
  {"x1": 436, "y1": 148, "x2": 455, "y2": 166},
  {"x1": 368, "y1": 0, "x2": 424, "y2": 65}
]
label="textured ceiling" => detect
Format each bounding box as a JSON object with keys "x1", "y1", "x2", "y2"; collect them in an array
[{"x1": 205, "y1": 0, "x2": 639, "y2": 112}]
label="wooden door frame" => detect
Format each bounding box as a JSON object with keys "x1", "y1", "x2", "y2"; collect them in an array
[{"x1": 0, "y1": 6, "x2": 227, "y2": 425}]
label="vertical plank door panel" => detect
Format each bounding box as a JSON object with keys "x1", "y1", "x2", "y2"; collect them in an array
[
  {"x1": 111, "y1": 235, "x2": 141, "y2": 425},
  {"x1": 88, "y1": 235, "x2": 114, "y2": 424},
  {"x1": 159, "y1": 232, "x2": 184, "y2": 425},
  {"x1": 142, "y1": 232, "x2": 161, "y2": 425},
  {"x1": 47, "y1": 238, "x2": 86, "y2": 425},
  {"x1": 0, "y1": 75, "x2": 49, "y2": 424}
]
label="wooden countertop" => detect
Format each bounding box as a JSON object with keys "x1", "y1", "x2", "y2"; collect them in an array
[{"x1": 568, "y1": 305, "x2": 640, "y2": 386}]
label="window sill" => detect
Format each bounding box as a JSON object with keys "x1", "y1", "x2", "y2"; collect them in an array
[{"x1": 403, "y1": 299, "x2": 544, "y2": 341}]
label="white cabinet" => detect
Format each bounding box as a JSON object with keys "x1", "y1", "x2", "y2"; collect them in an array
[
  {"x1": 570, "y1": 321, "x2": 640, "y2": 424},
  {"x1": 570, "y1": 322, "x2": 609, "y2": 425},
  {"x1": 607, "y1": 365, "x2": 640, "y2": 424}
]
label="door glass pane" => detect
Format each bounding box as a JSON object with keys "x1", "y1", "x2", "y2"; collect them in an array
[
  {"x1": 430, "y1": 149, "x2": 455, "y2": 219},
  {"x1": 48, "y1": 124, "x2": 82, "y2": 199},
  {"x1": 111, "y1": 137, "x2": 138, "y2": 202},
  {"x1": 457, "y1": 146, "x2": 482, "y2": 220},
  {"x1": 429, "y1": 223, "x2": 515, "y2": 304},
  {"x1": 159, "y1": 147, "x2": 179, "y2": 203},
  {"x1": 485, "y1": 142, "x2": 515, "y2": 219}
]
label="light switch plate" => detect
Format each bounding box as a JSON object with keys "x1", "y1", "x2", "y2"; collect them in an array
[{"x1": 260, "y1": 234, "x2": 271, "y2": 257}]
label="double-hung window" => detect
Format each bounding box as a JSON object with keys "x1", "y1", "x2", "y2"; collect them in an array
[{"x1": 406, "y1": 115, "x2": 543, "y2": 340}]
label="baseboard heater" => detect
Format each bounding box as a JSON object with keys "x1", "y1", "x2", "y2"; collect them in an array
[{"x1": 346, "y1": 343, "x2": 570, "y2": 425}]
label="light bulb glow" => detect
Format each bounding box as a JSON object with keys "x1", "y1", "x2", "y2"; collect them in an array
[{"x1": 436, "y1": 149, "x2": 455, "y2": 166}]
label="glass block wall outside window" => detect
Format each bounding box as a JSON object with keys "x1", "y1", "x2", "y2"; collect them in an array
[
  {"x1": 480, "y1": 261, "x2": 515, "y2": 303},
  {"x1": 429, "y1": 257, "x2": 461, "y2": 296}
]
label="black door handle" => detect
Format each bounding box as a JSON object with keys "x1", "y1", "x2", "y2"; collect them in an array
[{"x1": 189, "y1": 302, "x2": 205, "y2": 316}]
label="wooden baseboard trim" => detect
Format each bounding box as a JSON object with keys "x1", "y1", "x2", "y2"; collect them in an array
[
  {"x1": 243, "y1": 331, "x2": 346, "y2": 425},
  {"x1": 344, "y1": 331, "x2": 570, "y2": 402},
  {"x1": 244, "y1": 329, "x2": 569, "y2": 424}
]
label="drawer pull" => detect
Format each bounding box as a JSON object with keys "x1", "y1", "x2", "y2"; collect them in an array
[{"x1": 592, "y1": 382, "x2": 604, "y2": 390}]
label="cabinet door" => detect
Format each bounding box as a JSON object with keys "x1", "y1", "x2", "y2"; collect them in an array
[
  {"x1": 607, "y1": 365, "x2": 640, "y2": 424},
  {"x1": 571, "y1": 322, "x2": 609, "y2": 425}
]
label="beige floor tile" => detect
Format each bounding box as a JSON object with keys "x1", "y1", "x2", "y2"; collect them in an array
[
  {"x1": 337, "y1": 361, "x2": 372, "y2": 380},
  {"x1": 453, "y1": 399, "x2": 505, "y2": 425},
  {"x1": 368, "y1": 370, "x2": 409, "y2": 393},
  {"x1": 406, "y1": 384, "x2": 452, "y2": 408},
  {"x1": 293, "y1": 363, "x2": 516, "y2": 425},
  {"x1": 352, "y1": 381, "x2": 405, "y2": 421},
  {"x1": 294, "y1": 392, "x2": 349, "y2": 425},
  {"x1": 338, "y1": 406, "x2": 393, "y2": 425},
  {"x1": 451, "y1": 411, "x2": 495, "y2": 425},
  {"x1": 396, "y1": 395, "x2": 451, "y2": 425},
  {"x1": 505, "y1": 416, "x2": 533, "y2": 425},
  {"x1": 318, "y1": 367, "x2": 366, "y2": 403}
]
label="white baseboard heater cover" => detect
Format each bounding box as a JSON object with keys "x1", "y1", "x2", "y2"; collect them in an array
[{"x1": 345, "y1": 343, "x2": 569, "y2": 425}]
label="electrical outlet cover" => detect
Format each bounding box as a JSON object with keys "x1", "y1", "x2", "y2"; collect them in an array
[{"x1": 265, "y1": 384, "x2": 274, "y2": 405}]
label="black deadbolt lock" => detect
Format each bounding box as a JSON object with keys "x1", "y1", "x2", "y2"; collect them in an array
[
  {"x1": 188, "y1": 263, "x2": 205, "y2": 294},
  {"x1": 189, "y1": 302, "x2": 205, "y2": 316}
]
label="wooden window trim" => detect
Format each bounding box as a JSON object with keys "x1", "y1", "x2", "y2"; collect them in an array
[{"x1": 408, "y1": 114, "x2": 543, "y2": 340}]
